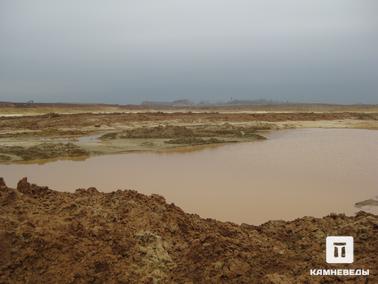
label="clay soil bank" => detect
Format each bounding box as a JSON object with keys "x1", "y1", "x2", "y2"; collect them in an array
[{"x1": 0, "y1": 178, "x2": 377, "y2": 283}]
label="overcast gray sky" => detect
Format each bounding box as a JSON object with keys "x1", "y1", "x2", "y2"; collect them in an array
[{"x1": 0, "y1": 0, "x2": 377, "y2": 104}]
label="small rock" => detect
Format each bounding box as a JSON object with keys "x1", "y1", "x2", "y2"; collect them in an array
[
  {"x1": 75, "y1": 188, "x2": 86, "y2": 194},
  {"x1": 17, "y1": 177, "x2": 31, "y2": 193},
  {"x1": 224, "y1": 259, "x2": 250, "y2": 277},
  {"x1": 151, "y1": 194, "x2": 166, "y2": 203},
  {"x1": 87, "y1": 187, "x2": 99, "y2": 194},
  {"x1": 75, "y1": 187, "x2": 99, "y2": 194},
  {"x1": 0, "y1": 177, "x2": 6, "y2": 189}
]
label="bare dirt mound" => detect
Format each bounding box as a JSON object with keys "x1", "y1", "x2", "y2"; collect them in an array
[{"x1": 0, "y1": 178, "x2": 376, "y2": 283}]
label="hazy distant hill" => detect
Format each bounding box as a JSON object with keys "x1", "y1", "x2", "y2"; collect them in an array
[
  {"x1": 223, "y1": 99, "x2": 287, "y2": 106},
  {"x1": 141, "y1": 100, "x2": 195, "y2": 107},
  {"x1": 141, "y1": 99, "x2": 288, "y2": 107}
]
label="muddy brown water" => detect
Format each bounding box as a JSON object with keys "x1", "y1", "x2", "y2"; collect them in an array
[{"x1": 1, "y1": 128, "x2": 377, "y2": 225}]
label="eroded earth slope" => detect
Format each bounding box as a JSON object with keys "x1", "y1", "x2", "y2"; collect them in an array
[{"x1": 0, "y1": 178, "x2": 377, "y2": 283}]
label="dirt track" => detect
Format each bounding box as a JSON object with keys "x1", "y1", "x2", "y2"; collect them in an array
[{"x1": 0, "y1": 178, "x2": 377, "y2": 283}]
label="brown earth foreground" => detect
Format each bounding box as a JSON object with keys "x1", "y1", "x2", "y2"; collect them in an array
[{"x1": 0, "y1": 178, "x2": 377, "y2": 283}]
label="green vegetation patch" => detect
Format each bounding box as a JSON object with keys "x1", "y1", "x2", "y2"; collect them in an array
[{"x1": 0, "y1": 143, "x2": 89, "y2": 162}]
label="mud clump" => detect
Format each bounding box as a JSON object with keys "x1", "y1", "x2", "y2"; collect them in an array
[
  {"x1": 0, "y1": 129, "x2": 88, "y2": 139},
  {"x1": 0, "y1": 143, "x2": 89, "y2": 162},
  {"x1": 99, "y1": 124, "x2": 267, "y2": 145},
  {"x1": 0, "y1": 178, "x2": 377, "y2": 283},
  {"x1": 16, "y1": 177, "x2": 53, "y2": 196},
  {"x1": 165, "y1": 137, "x2": 226, "y2": 145},
  {"x1": 0, "y1": 177, "x2": 6, "y2": 189},
  {"x1": 101, "y1": 125, "x2": 194, "y2": 140}
]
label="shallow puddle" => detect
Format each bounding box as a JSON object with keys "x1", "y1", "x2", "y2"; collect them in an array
[{"x1": 1, "y1": 128, "x2": 377, "y2": 224}]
